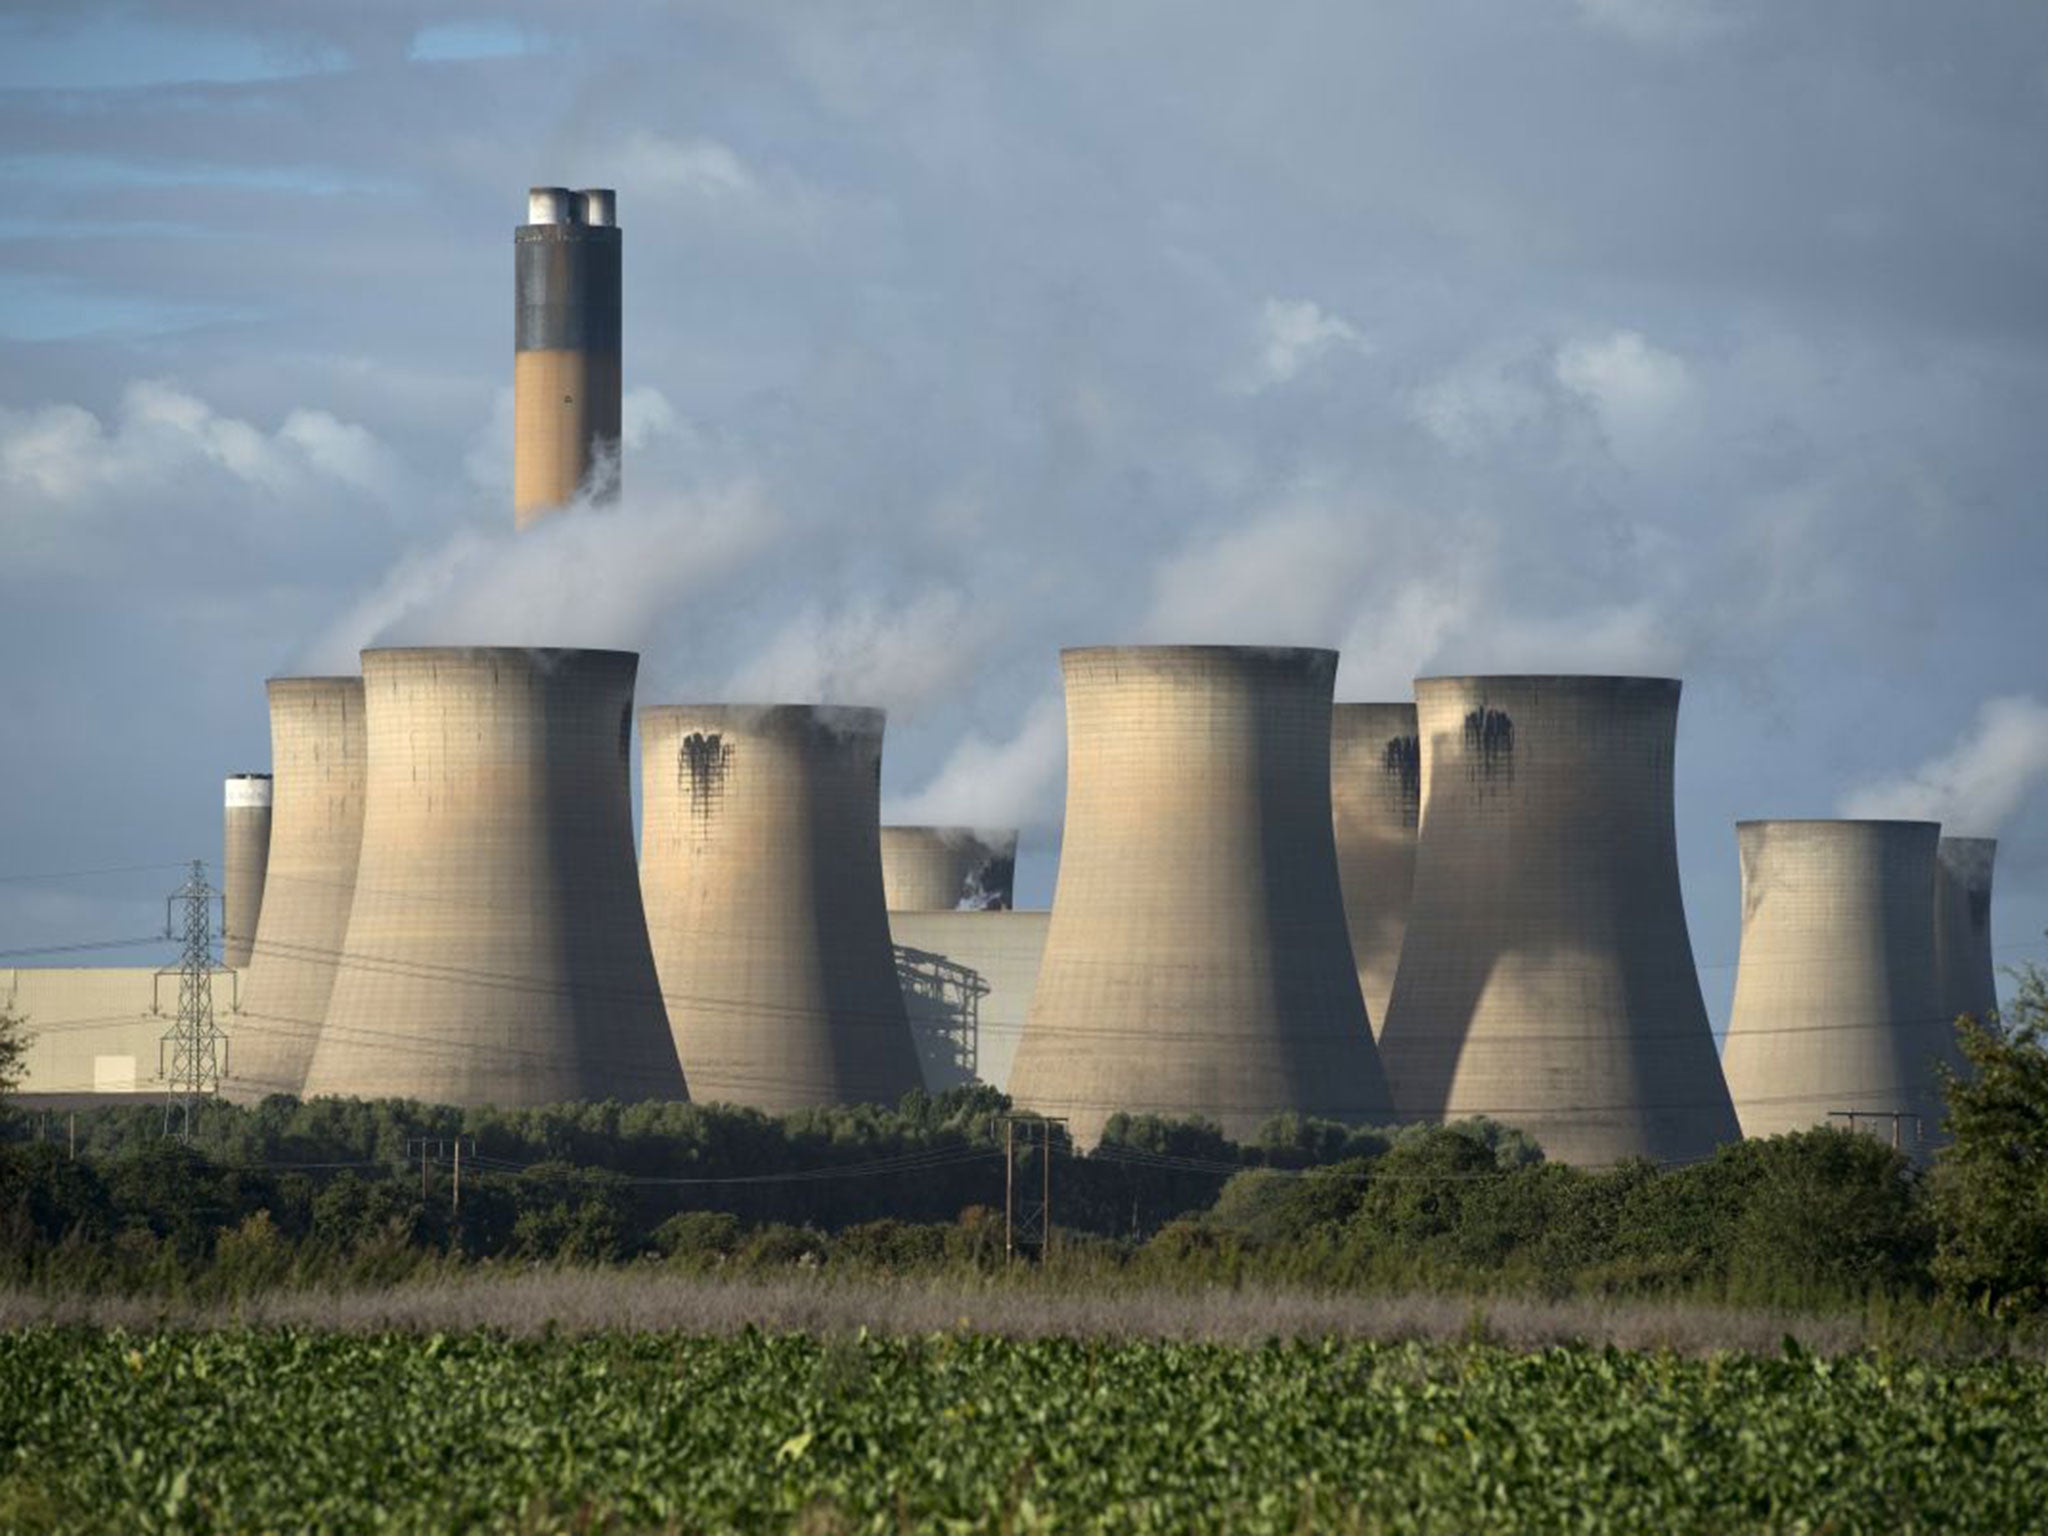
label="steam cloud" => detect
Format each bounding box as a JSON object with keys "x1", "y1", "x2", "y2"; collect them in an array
[{"x1": 1840, "y1": 696, "x2": 2048, "y2": 835}]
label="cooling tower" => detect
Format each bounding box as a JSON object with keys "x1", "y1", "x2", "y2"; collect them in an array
[
  {"x1": 1007, "y1": 646, "x2": 1391, "y2": 1146},
  {"x1": 514, "y1": 186, "x2": 621, "y2": 526},
  {"x1": 222, "y1": 679, "x2": 364, "y2": 1102},
  {"x1": 1720, "y1": 820, "x2": 1948, "y2": 1146},
  {"x1": 640, "y1": 704, "x2": 923, "y2": 1112},
  {"x1": 303, "y1": 649, "x2": 684, "y2": 1106},
  {"x1": 1935, "y1": 836, "x2": 1999, "y2": 1029},
  {"x1": 220, "y1": 773, "x2": 272, "y2": 970},
  {"x1": 880, "y1": 827, "x2": 1019, "y2": 911},
  {"x1": 1376, "y1": 676, "x2": 1737, "y2": 1166},
  {"x1": 1331, "y1": 703, "x2": 1419, "y2": 1035}
]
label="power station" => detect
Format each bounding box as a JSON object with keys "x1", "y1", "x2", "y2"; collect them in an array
[
  {"x1": 880, "y1": 827, "x2": 1018, "y2": 911},
  {"x1": 1935, "y1": 836, "x2": 1999, "y2": 1031},
  {"x1": 1330, "y1": 703, "x2": 1419, "y2": 1035},
  {"x1": 220, "y1": 773, "x2": 272, "y2": 971},
  {"x1": 1720, "y1": 820, "x2": 1949, "y2": 1147},
  {"x1": 303, "y1": 648, "x2": 684, "y2": 1106},
  {"x1": 639, "y1": 704, "x2": 922, "y2": 1112},
  {"x1": 223, "y1": 678, "x2": 366, "y2": 1102},
  {"x1": 7, "y1": 180, "x2": 2021, "y2": 1174},
  {"x1": 1376, "y1": 676, "x2": 1739, "y2": 1166},
  {"x1": 1007, "y1": 646, "x2": 1392, "y2": 1146},
  {"x1": 515, "y1": 186, "x2": 622, "y2": 525}
]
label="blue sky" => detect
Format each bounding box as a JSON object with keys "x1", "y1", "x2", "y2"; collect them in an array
[{"x1": 1, "y1": 1, "x2": 2045, "y2": 1031}]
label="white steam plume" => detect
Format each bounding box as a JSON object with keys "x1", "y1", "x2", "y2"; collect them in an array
[{"x1": 1839, "y1": 695, "x2": 2048, "y2": 835}]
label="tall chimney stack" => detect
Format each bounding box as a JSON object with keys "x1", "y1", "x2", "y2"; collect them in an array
[{"x1": 514, "y1": 186, "x2": 621, "y2": 526}]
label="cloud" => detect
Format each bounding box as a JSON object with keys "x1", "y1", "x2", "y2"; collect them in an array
[
  {"x1": 1840, "y1": 696, "x2": 2048, "y2": 835},
  {"x1": 723, "y1": 588, "x2": 993, "y2": 717},
  {"x1": 1554, "y1": 329, "x2": 1692, "y2": 460},
  {"x1": 611, "y1": 131, "x2": 759, "y2": 200},
  {"x1": 1236, "y1": 298, "x2": 1372, "y2": 392},
  {"x1": 889, "y1": 692, "x2": 1067, "y2": 831}
]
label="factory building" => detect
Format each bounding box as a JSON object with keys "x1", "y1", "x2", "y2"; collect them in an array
[
  {"x1": 880, "y1": 827, "x2": 1018, "y2": 911},
  {"x1": 1008, "y1": 646, "x2": 1391, "y2": 1146},
  {"x1": 1935, "y1": 836, "x2": 2000, "y2": 1030},
  {"x1": 639, "y1": 704, "x2": 923, "y2": 1112},
  {"x1": 220, "y1": 773, "x2": 272, "y2": 971},
  {"x1": 1376, "y1": 675, "x2": 1738, "y2": 1166},
  {"x1": 1330, "y1": 702, "x2": 1419, "y2": 1036},
  {"x1": 1720, "y1": 820, "x2": 1949, "y2": 1148},
  {"x1": 303, "y1": 648, "x2": 683, "y2": 1106},
  {"x1": 514, "y1": 187, "x2": 621, "y2": 525},
  {"x1": 222, "y1": 678, "x2": 366, "y2": 1102}
]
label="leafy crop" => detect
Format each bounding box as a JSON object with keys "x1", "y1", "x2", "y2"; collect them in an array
[{"x1": 1, "y1": 1330, "x2": 2043, "y2": 1533}]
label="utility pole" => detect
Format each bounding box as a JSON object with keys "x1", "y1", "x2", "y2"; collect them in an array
[
  {"x1": 1001, "y1": 1115, "x2": 1065, "y2": 1263},
  {"x1": 159, "y1": 860, "x2": 225, "y2": 1140},
  {"x1": 406, "y1": 1138, "x2": 476, "y2": 1213},
  {"x1": 1828, "y1": 1109, "x2": 1921, "y2": 1153}
]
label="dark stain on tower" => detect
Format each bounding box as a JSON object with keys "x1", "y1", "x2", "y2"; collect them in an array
[
  {"x1": 1381, "y1": 733, "x2": 1421, "y2": 812},
  {"x1": 679, "y1": 733, "x2": 732, "y2": 832},
  {"x1": 1463, "y1": 708, "x2": 1515, "y2": 784}
]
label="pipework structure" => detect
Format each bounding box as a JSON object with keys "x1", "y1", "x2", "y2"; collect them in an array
[
  {"x1": 223, "y1": 679, "x2": 365, "y2": 1102},
  {"x1": 304, "y1": 648, "x2": 684, "y2": 1107},
  {"x1": 880, "y1": 827, "x2": 1019, "y2": 911},
  {"x1": 514, "y1": 186, "x2": 621, "y2": 526},
  {"x1": 639, "y1": 704, "x2": 923, "y2": 1112},
  {"x1": 1007, "y1": 646, "x2": 1391, "y2": 1146},
  {"x1": 1376, "y1": 676, "x2": 1738, "y2": 1166},
  {"x1": 1935, "y1": 836, "x2": 1999, "y2": 1030},
  {"x1": 1720, "y1": 820, "x2": 1948, "y2": 1147},
  {"x1": 220, "y1": 772, "x2": 273, "y2": 970},
  {"x1": 1330, "y1": 703, "x2": 1419, "y2": 1035}
]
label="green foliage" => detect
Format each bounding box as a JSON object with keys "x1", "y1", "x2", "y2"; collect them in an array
[
  {"x1": 1930, "y1": 964, "x2": 2048, "y2": 1317},
  {"x1": 3, "y1": 1330, "x2": 2048, "y2": 1533},
  {"x1": 0, "y1": 1006, "x2": 27, "y2": 1098}
]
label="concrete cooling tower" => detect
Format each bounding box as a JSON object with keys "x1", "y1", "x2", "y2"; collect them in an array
[
  {"x1": 1376, "y1": 676, "x2": 1738, "y2": 1166},
  {"x1": 1935, "y1": 836, "x2": 1999, "y2": 1029},
  {"x1": 223, "y1": 680, "x2": 364, "y2": 1102},
  {"x1": 1721, "y1": 820, "x2": 1950, "y2": 1146},
  {"x1": 879, "y1": 827, "x2": 1019, "y2": 911},
  {"x1": 303, "y1": 649, "x2": 683, "y2": 1107},
  {"x1": 640, "y1": 704, "x2": 923, "y2": 1112},
  {"x1": 1331, "y1": 703, "x2": 1419, "y2": 1036},
  {"x1": 515, "y1": 186, "x2": 621, "y2": 526},
  {"x1": 221, "y1": 773, "x2": 272, "y2": 970},
  {"x1": 1007, "y1": 646, "x2": 1391, "y2": 1146}
]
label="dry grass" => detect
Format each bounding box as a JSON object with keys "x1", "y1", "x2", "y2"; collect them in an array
[{"x1": 0, "y1": 1268, "x2": 1983, "y2": 1356}]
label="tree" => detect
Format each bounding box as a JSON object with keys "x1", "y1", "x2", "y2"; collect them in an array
[
  {"x1": 0, "y1": 1006, "x2": 27, "y2": 1098},
  {"x1": 1928, "y1": 963, "x2": 2048, "y2": 1317}
]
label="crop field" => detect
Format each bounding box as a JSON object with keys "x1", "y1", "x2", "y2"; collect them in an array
[{"x1": 1, "y1": 1329, "x2": 2043, "y2": 1534}]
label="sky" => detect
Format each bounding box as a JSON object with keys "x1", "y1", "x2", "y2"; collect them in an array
[{"x1": 1, "y1": 0, "x2": 2045, "y2": 1031}]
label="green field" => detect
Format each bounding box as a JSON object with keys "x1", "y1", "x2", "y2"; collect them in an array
[{"x1": 1, "y1": 1329, "x2": 2043, "y2": 1534}]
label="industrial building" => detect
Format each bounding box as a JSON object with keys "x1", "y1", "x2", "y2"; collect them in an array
[
  {"x1": 303, "y1": 648, "x2": 684, "y2": 1106},
  {"x1": 220, "y1": 774, "x2": 272, "y2": 971},
  {"x1": 221, "y1": 677, "x2": 366, "y2": 1102},
  {"x1": 1720, "y1": 819, "x2": 1949, "y2": 1147},
  {"x1": 1008, "y1": 645, "x2": 1391, "y2": 1146},
  {"x1": 639, "y1": 704, "x2": 923, "y2": 1112},
  {"x1": 1331, "y1": 702, "x2": 1419, "y2": 1036},
  {"x1": 515, "y1": 187, "x2": 621, "y2": 525},
  {"x1": 889, "y1": 909, "x2": 1050, "y2": 1092},
  {"x1": 880, "y1": 826, "x2": 1018, "y2": 911},
  {"x1": 1935, "y1": 836, "x2": 2000, "y2": 1030},
  {"x1": 1376, "y1": 675, "x2": 1738, "y2": 1167}
]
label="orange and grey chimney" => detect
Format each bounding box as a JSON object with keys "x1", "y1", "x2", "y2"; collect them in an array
[{"x1": 514, "y1": 186, "x2": 621, "y2": 526}]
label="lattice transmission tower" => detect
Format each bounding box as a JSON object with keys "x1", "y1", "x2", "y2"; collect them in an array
[{"x1": 158, "y1": 859, "x2": 226, "y2": 1139}]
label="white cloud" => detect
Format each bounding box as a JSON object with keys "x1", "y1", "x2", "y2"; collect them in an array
[
  {"x1": 1841, "y1": 696, "x2": 2048, "y2": 835},
  {"x1": 890, "y1": 691, "x2": 1067, "y2": 831},
  {"x1": 1237, "y1": 298, "x2": 1372, "y2": 392},
  {"x1": 1554, "y1": 329, "x2": 1692, "y2": 458},
  {"x1": 1141, "y1": 500, "x2": 1377, "y2": 644},
  {"x1": 723, "y1": 588, "x2": 992, "y2": 717},
  {"x1": 613, "y1": 131, "x2": 759, "y2": 199}
]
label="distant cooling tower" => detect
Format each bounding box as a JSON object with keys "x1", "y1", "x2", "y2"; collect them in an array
[
  {"x1": 223, "y1": 680, "x2": 365, "y2": 1101},
  {"x1": 1721, "y1": 820, "x2": 1949, "y2": 1145},
  {"x1": 1331, "y1": 703, "x2": 1419, "y2": 1035},
  {"x1": 880, "y1": 827, "x2": 1019, "y2": 911},
  {"x1": 1007, "y1": 646, "x2": 1391, "y2": 1146},
  {"x1": 220, "y1": 773, "x2": 272, "y2": 970},
  {"x1": 640, "y1": 704, "x2": 923, "y2": 1112},
  {"x1": 1377, "y1": 676, "x2": 1738, "y2": 1166},
  {"x1": 514, "y1": 186, "x2": 621, "y2": 526},
  {"x1": 303, "y1": 649, "x2": 683, "y2": 1106},
  {"x1": 1935, "y1": 836, "x2": 1999, "y2": 1029}
]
